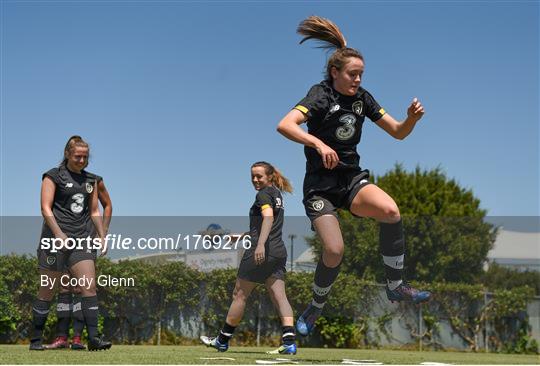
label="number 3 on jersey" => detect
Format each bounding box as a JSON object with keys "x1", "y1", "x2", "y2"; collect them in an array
[{"x1": 71, "y1": 193, "x2": 85, "y2": 213}]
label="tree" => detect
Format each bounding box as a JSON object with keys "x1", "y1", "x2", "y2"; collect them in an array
[
  {"x1": 481, "y1": 263, "x2": 540, "y2": 295},
  {"x1": 307, "y1": 164, "x2": 497, "y2": 283}
]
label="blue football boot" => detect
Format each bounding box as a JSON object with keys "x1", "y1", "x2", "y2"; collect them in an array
[
  {"x1": 199, "y1": 335, "x2": 229, "y2": 352},
  {"x1": 386, "y1": 282, "x2": 431, "y2": 304},
  {"x1": 296, "y1": 304, "x2": 323, "y2": 336},
  {"x1": 266, "y1": 343, "x2": 297, "y2": 355}
]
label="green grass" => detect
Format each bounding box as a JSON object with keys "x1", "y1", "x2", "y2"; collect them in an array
[{"x1": 0, "y1": 345, "x2": 538, "y2": 364}]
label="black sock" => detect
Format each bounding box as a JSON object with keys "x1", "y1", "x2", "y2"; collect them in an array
[
  {"x1": 56, "y1": 293, "x2": 72, "y2": 338},
  {"x1": 72, "y1": 295, "x2": 85, "y2": 337},
  {"x1": 312, "y1": 258, "x2": 341, "y2": 307},
  {"x1": 217, "y1": 322, "x2": 236, "y2": 344},
  {"x1": 31, "y1": 299, "x2": 51, "y2": 342},
  {"x1": 281, "y1": 326, "x2": 295, "y2": 346},
  {"x1": 82, "y1": 296, "x2": 99, "y2": 339},
  {"x1": 380, "y1": 219, "x2": 405, "y2": 289}
]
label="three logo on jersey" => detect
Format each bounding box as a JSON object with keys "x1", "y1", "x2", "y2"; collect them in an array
[
  {"x1": 65, "y1": 182, "x2": 94, "y2": 214},
  {"x1": 331, "y1": 100, "x2": 364, "y2": 141}
]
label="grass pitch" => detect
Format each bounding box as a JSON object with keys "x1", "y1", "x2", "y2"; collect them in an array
[{"x1": 0, "y1": 345, "x2": 538, "y2": 364}]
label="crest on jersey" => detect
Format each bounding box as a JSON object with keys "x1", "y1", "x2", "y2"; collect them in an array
[
  {"x1": 352, "y1": 100, "x2": 364, "y2": 116},
  {"x1": 46, "y1": 256, "x2": 56, "y2": 265},
  {"x1": 335, "y1": 113, "x2": 356, "y2": 141},
  {"x1": 312, "y1": 200, "x2": 325, "y2": 212},
  {"x1": 86, "y1": 183, "x2": 93, "y2": 193}
]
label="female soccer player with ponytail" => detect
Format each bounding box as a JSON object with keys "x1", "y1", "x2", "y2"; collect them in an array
[
  {"x1": 200, "y1": 162, "x2": 297, "y2": 355},
  {"x1": 30, "y1": 136, "x2": 111, "y2": 351},
  {"x1": 276, "y1": 16, "x2": 431, "y2": 336},
  {"x1": 45, "y1": 136, "x2": 113, "y2": 351}
]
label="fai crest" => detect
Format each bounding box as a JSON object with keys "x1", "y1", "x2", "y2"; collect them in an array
[
  {"x1": 46, "y1": 256, "x2": 56, "y2": 265},
  {"x1": 352, "y1": 100, "x2": 364, "y2": 116},
  {"x1": 86, "y1": 183, "x2": 93, "y2": 193},
  {"x1": 312, "y1": 200, "x2": 325, "y2": 212}
]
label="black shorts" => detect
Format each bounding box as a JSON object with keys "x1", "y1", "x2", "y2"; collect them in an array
[
  {"x1": 37, "y1": 248, "x2": 97, "y2": 272},
  {"x1": 303, "y1": 168, "x2": 372, "y2": 223},
  {"x1": 237, "y1": 253, "x2": 287, "y2": 284}
]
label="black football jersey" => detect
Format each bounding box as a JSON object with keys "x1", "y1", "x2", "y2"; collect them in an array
[
  {"x1": 247, "y1": 186, "x2": 287, "y2": 259},
  {"x1": 294, "y1": 80, "x2": 386, "y2": 173},
  {"x1": 40, "y1": 165, "x2": 98, "y2": 239}
]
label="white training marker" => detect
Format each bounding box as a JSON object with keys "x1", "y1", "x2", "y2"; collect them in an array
[
  {"x1": 341, "y1": 360, "x2": 383, "y2": 365},
  {"x1": 256, "y1": 359, "x2": 299, "y2": 365},
  {"x1": 342, "y1": 360, "x2": 379, "y2": 363},
  {"x1": 199, "y1": 357, "x2": 236, "y2": 361}
]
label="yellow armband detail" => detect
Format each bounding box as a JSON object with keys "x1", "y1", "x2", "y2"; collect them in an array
[
  {"x1": 260, "y1": 204, "x2": 271, "y2": 211},
  {"x1": 294, "y1": 105, "x2": 309, "y2": 114},
  {"x1": 379, "y1": 108, "x2": 386, "y2": 115}
]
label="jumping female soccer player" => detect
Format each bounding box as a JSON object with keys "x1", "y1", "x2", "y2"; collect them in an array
[
  {"x1": 45, "y1": 136, "x2": 113, "y2": 351},
  {"x1": 30, "y1": 136, "x2": 111, "y2": 351},
  {"x1": 276, "y1": 16, "x2": 431, "y2": 336},
  {"x1": 200, "y1": 162, "x2": 297, "y2": 355}
]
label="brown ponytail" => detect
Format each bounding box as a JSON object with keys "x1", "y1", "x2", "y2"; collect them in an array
[
  {"x1": 297, "y1": 16, "x2": 364, "y2": 81},
  {"x1": 252, "y1": 161, "x2": 293, "y2": 194},
  {"x1": 297, "y1": 15, "x2": 347, "y2": 49}
]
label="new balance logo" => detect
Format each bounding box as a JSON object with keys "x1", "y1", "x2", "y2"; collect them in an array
[{"x1": 65, "y1": 183, "x2": 73, "y2": 188}]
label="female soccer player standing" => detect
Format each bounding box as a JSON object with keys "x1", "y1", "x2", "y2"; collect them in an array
[
  {"x1": 46, "y1": 136, "x2": 113, "y2": 351},
  {"x1": 30, "y1": 136, "x2": 111, "y2": 351},
  {"x1": 276, "y1": 16, "x2": 431, "y2": 336},
  {"x1": 200, "y1": 162, "x2": 297, "y2": 355}
]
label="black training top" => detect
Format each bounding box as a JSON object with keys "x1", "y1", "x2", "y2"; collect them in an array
[
  {"x1": 294, "y1": 80, "x2": 386, "y2": 173},
  {"x1": 40, "y1": 165, "x2": 98, "y2": 240},
  {"x1": 247, "y1": 186, "x2": 287, "y2": 259}
]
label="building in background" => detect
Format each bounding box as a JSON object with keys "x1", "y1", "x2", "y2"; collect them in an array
[
  {"x1": 113, "y1": 223, "x2": 244, "y2": 272},
  {"x1": 293, "y1": 229, "x2": 540, "y2": 273},
  {"x1": 487, "y1": 229, "x2": 540, "y2": 271}
]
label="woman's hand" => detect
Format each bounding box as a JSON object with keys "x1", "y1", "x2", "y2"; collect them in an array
[
  {"x1": 254, "y1": 244, "x2": 266, "y2": 265},
  {"x1": 407, "y1": 98, "x2": 425, "y2": 122},
  {"x1": 277, "y1": 109, "x2": 340, "y2": 169},
  {"x1": 316, "y1": 142, "x2": 340, "y2": 169},
  {"x1": 56, "y1": 233, "x2": 69, "y2": 251},
  {"x1": 99, "y1": 236, "x2": 108, "y2": 257}
]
